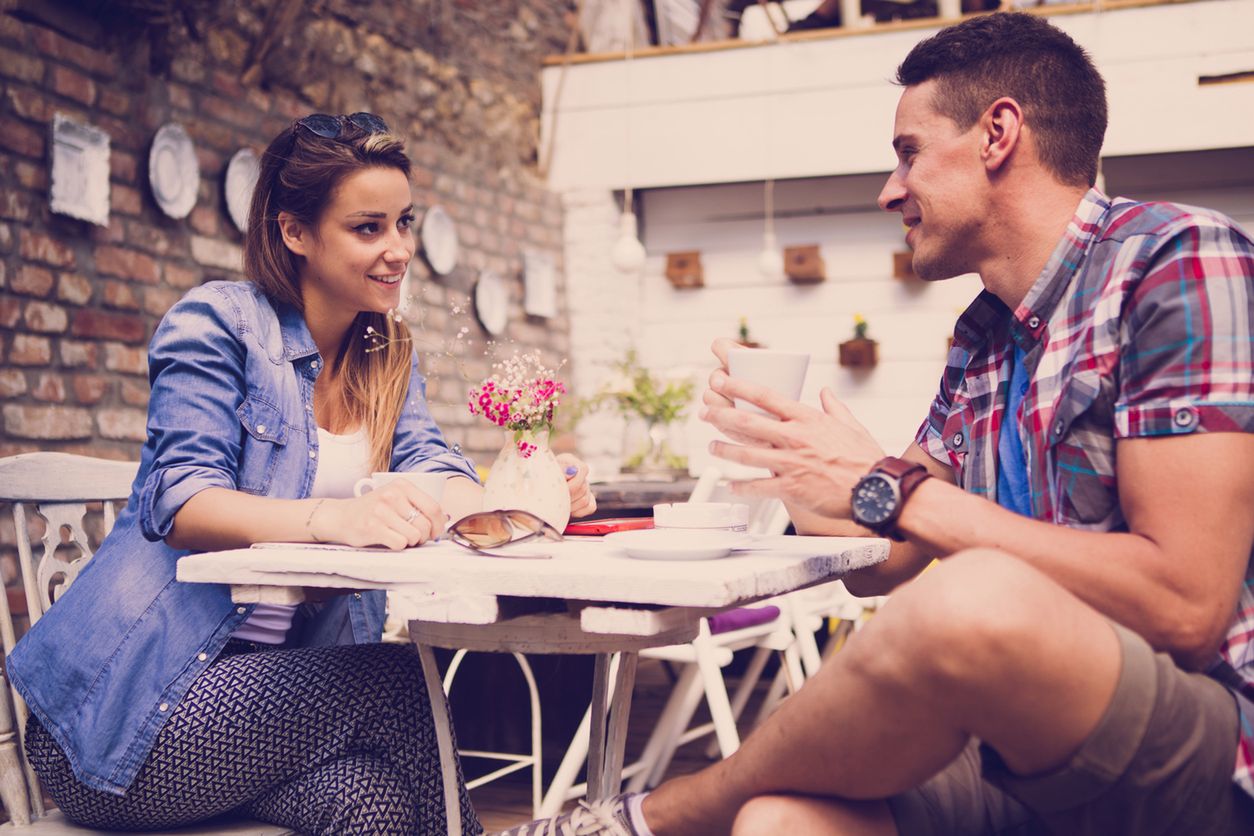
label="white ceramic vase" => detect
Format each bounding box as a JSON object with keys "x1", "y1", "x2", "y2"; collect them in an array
[{"x1": 482, "y1": 429, "x2": 571, "y2": 532}]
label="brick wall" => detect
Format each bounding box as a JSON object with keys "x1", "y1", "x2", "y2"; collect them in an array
[{"x1": 0, "y1": 2, "x2": 574, "y2": 599}]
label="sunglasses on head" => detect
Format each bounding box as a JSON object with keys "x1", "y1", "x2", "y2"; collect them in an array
[
  {"x1": 295, "y1": 112, "x2": 389, "y2": 140},
  {"x1": 448, "y1": 509, "x2": 563, "y2": 555}
]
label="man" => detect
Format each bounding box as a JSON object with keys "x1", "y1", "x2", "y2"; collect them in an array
[{"x1": 500, "y1": 12, "x2": 1254, "y2": 835}]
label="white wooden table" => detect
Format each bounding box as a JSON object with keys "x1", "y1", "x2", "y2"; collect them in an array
[{"x1": 178, "y1": 535, "x2": 887, "y2": 834}]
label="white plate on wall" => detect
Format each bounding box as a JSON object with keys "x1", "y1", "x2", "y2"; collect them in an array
[
  {"x1": 604, "y1": 529, "x2": 749, "y2": 561},
  {"x1": 223, "y1": 147, "x2": 259, "y2": 233},
  {"x1": 420, "y1": 205, "x2": 459, "y2": 276},
  {"x1": 474, "y1": 269, "x2": 509, "y2": 337},
  {"x1": 148, "y1": 122, "x2": 199, "y2": 219}
]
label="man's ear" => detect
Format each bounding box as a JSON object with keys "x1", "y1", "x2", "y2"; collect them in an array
[
  {"x1": 277, "y1": 211, "x2": 310, "y2": 257},
  {"x1": 980, "y1": 97, "x2": 1024, "y2": 174}
]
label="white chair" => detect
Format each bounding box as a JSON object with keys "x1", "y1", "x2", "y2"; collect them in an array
[
  {"x1": 386, "y1": 594, "x2": 546, "y2": 818},
  {"x1": 0, "y1": 452, "x2": 292, "y2": 834},
  {"x1": 538, "y1": 468, "x2": 805, "y2": 814}
]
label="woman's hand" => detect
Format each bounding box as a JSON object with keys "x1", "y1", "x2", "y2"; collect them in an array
[
  {"x1": 557, "y1": 454, "x2": 597, "y2": 518},
  {"x1": 311, "y1": 481, "x2": 445, "y2": 550}
]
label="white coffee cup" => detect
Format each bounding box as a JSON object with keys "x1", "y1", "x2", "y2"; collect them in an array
[
  {"x1": 352, "y1": 471, "x2": 448, "y2": 504},
  {"x1": 726, "y1": 348, "x2": 810, "y2": 416},
  {"x1": 654, "y1": 502, "x2": 749, "y2": 532}
]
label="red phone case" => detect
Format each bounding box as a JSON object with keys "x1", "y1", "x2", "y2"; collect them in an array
[{"x1": 563, "y1": 517, "x2": 655, "y2": 536}]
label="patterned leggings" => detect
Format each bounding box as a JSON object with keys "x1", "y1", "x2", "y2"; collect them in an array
[{"x1": 25, "y1": 642, "x2": 482, "y2": 835}]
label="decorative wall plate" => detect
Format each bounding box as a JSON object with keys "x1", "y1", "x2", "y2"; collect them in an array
[
  {"x1": 223, "y1": 147, "x2": 259, "y2": 233},
  {"x1": 50, "y1": 113, "x2": 110, "y2": 226},
  {"x1": 420, "y1": 205, "x2": 459, "y2": 276},
  {"x1": 148, "y1": 122, "x2": 200, "y2": 219},
  {"x1": 474, "y1": 269, "x2": 510, "y2": 337}
]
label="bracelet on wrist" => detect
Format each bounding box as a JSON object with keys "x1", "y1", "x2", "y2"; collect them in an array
[{"x1": 306, "y1": 498, "x2": 327, "y2": 543}]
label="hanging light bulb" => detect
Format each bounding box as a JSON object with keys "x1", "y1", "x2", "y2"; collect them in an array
[
  {"x1": 611, "y1": 209, "x2": 647, "y2": 274},
  {"x1": 758, "y1": 229, "x2": 782, "y2": 279}
]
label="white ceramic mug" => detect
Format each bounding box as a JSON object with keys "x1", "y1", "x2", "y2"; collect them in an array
[
  {"x1": 654, "y1": 502, "x2": 749, "y2": 532},
  {"x1": 726, "y1": 348, "x2": 810, "y2": 416},
  {"x1": 352, "y1": 471, "x2": 448, "y2": 504}
]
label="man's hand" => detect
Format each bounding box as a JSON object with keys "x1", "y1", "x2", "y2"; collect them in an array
[{"x1": 701, "y1": 369, "x2": 886, "y2": 519}]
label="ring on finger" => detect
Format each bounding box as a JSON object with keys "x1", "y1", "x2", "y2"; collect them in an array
[{"x1": 403, "y1": 508, "x2": 418, "y2": 524}]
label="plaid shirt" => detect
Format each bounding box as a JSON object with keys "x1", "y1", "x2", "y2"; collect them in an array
[{"x1": 915, "y1": 189, "x2": 1254, "y2": 796}]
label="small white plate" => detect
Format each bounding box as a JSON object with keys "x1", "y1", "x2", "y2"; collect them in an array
[
  {"x1": 420, "y1": 205, "x2": 459, "y2": 276},
  {"x1": 605, "y1": 529, "x2": 748, "y2": 561},
  {"x1": 148, "y1": 122, "x2": 199, "y2": 219},
  {"x1": 223, "y1": 147, "x2": 259, "y2": 233},
  {"x1": 474, "y1": 269, "x2": 510, "y2": 336}
]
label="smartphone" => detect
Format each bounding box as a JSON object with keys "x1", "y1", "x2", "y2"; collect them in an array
[{"x1": 563, "y1": 517, "x2": 655, "y2": 536}]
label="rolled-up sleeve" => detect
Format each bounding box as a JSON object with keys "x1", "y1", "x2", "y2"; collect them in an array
[
  {"x1": 138, "y1": 287, "x2": 246, "y2": 540},
  {"x1": 1114, "y1": 219, "x2": 1254, "y2": 438},
  {"x1": 391, "y1": 353, "x2": 480, "y2": 483}
]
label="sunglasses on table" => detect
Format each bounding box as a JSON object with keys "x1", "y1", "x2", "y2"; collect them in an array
[
  {"x1": 295, "y1": 112, "x2": 390, "y2": 140},
  {"x1": 448, "y1": 510, "x2": 562, "y2": 559}
]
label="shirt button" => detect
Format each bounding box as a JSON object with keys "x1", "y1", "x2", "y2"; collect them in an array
[
  {"x1": 309, "y1": 450, "x2": 317, "y2": 459},
  {"x1": 1173, "y1": 408, "x2": 1195, "y2": 428},
  {"x1": 305, "y1": 403, "x2": 313, "y2": 412},
  {"x1": 1054, "y1": 420, "x2": 1065, "y2": 436},
  {"x1": 236, "y1": 606, "x2": 246, "y2": 614},
  {"x1": 256, "y1": 423, "x2": 267, "y2": 434},
  {"x1": 451, "y1": 442, "x2": 462, "y2": 455},
  {"x1": 198, "y1": 653, "x2": 208, "y2": 662},
  {"x1": 158, "y1": 703, "x2": 169, "y2": 712},
  {"x1": 1027, "y1": 315, "x2": 1041, "y2": 329},
  {"x1": 951, "y1": 432, "x2": 964, "y2": 447},
  {"x1": 311, "y1": 360, "x2": 320, "y2": 370}
]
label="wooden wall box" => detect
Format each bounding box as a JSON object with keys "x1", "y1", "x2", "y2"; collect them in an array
[
  {"x1": 665, "y1": 251, "x2": 704, "y2": 288},
  {"x1": 784, "y1": 245, "x2": 825, "y2": 284},
  {"x1": 893, "y1": 251, "x2": 916, "y2": 281},
  {"x1": 839, "y1": 338, "x2": 878, "y2": 369}
]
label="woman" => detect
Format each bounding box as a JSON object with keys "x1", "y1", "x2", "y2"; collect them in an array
[{"x1": 7, "y1": 112, "x2": 595, "y2": 834}]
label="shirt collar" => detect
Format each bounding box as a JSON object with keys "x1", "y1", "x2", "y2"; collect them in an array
[
  {"x1": 274, "y1": 298, "x2": 320, "y2": 362},
  {"x1": 1011, "y1": 188, "x2": 1111, "y2": 346}
]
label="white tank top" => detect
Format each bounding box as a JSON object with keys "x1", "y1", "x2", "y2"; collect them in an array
[{"x1": 231, "y1": 425, "x2": 371, "y2": 644}]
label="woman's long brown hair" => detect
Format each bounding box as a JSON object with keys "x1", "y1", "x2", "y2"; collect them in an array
[{"x1": 243, "y1": 119, "x2": 413, "y2": 473}]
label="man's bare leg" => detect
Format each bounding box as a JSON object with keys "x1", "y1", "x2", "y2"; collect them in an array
[
  {"x1": 732, "y1": 795, "x2": 896, "y2": 836},
  {"x1": 640, "y1": 548, "x2": 1124, "y2": 835}
]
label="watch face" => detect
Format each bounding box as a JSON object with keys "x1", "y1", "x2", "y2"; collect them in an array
[{"x1": 853, "y1": 473, "x2": 901, "y2": 527}]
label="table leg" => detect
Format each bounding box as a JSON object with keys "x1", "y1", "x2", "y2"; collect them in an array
[
  {"x1": 416, "y1": 643, "x2": 462, "y2": 836},
  {"x1": 586, "y1": 651, "x2": 640, "y2": 802},
  {"x1": 586, "y1": 653, "x2": 612, "y2": 802}
]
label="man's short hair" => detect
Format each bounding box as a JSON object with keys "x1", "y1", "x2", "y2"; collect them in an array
[{"x1": 896, "y1": 12, "x2": 1107, "y2": 188}]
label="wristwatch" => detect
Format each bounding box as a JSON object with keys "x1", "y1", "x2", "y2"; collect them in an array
[{"x1": 850, "y1": 456, "x2": 932, "y2": 541}]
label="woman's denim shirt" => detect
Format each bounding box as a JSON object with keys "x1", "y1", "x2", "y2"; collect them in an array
[{"x1": 7, "y1": 281, "x2": 477, "y2": 796}]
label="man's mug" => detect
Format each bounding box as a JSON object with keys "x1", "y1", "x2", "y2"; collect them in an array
[
  {"x1": 726, "y1": 348, "x2": 810, "y2": 416},
  {"x1": 352, "y1": 471, "x2": 448, "y2": 504}
]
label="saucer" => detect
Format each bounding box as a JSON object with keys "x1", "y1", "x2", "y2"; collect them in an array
[
  {"x1": 604, "y1": 529, "x2": 748, "y2": 561},
  {"x1": 148, "y1": 122, "x2": 199, "y2": 219}
]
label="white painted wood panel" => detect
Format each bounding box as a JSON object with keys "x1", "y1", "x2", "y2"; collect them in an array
[{"x1": 543, "y1": 0, "x2": 1254, "y2": 190}]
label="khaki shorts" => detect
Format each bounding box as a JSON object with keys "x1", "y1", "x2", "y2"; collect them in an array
[{"x1": 887, "y1": 623, "x2": 1254, "y2": 835}]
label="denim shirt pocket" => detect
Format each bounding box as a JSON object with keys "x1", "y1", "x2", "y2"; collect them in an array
[{"x1": 235, "y1": 395, "x2": 288, "y2": 495}]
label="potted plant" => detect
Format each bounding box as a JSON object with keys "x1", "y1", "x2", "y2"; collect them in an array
[
  {"x1": 581, "y1": 350, "x2": 695, "y2": 478},
  {"x1": 736, "y1": 316, "x2": 762, "y2": 348},
  {"x1": 838, "y1": 313, "x2": 878, "y2": 369}
]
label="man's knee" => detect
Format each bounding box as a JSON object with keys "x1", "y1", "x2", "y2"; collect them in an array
[
  {"x1": 732, "y1": 795, "x2": 897, "y2": 835},
  {"x1": 851, "y1": 549, "x2": 1070, "y2": 685}
]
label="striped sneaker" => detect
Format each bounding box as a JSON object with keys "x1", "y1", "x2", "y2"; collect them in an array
[{"x1": 493, "y1": 795, "x2": 639, "y2": 836}]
